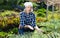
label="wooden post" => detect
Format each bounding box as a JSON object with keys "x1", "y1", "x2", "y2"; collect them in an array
[
  {"x1": 52, "y1": 0, "x2": 54, "y2": 19},
  {"x1": 59, "y1": 3, "x2": 60, "y2": 13},
  {"x1": 46, "y1": 0, "x2": 49, "y2": 20}
]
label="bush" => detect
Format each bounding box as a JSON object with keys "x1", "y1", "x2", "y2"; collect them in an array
[
  {"x1": 36, "y1": 8, "x2": 46, "y2": 17},
  {"x1": 0, "y1": 10, "x2": 19, "y2": 30}
]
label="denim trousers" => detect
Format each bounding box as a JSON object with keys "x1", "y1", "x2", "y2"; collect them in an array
[{"x1": 18, "y1": 28, "x2": 34, "y2": 35}]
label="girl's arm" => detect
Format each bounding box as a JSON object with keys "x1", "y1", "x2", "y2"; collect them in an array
[
  {"x1": 19, "y1": 13, "x2": 25, "y2": 29},
  {"x1": 34, "y1": 26, "x2": 44, "y2": 32}
]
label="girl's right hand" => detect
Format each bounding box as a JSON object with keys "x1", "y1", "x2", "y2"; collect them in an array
[
  {"x1": 25, "y1": 25, "x2": 34, "y2": 30},
  {"x1": 27, "y1": 25, "x2": 34, "y2": 30}
]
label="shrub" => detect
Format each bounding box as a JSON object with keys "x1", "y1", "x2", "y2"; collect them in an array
[
  {"x1": 36, "y1": 8, "x2": 46, "y2": 17},
  {"x1": 0, "y1": 10, "x2": 20, "y2": 31}
]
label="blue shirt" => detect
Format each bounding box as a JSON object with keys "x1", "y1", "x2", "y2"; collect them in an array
[{"x1": 20, "y1": 12, "x2": 36, "y2": 28}]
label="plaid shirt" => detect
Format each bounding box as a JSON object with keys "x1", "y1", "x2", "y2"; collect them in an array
[{"x1": 20, "y1": 12, "x2": 36, "y2": 27}]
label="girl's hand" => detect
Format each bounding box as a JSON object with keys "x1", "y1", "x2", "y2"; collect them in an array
[
  {"x1": 34, "y1": 26, "x2": 44, "y2": 33},
  {"x1": 25, "y1": 25, "x2": 34, "y2": 30},
  {"x1": 37, "y1": 29, "x2": 44, "y2": 33},
  {"x1": 28, "y1": 25, "x2": 34, "y2": 30}
]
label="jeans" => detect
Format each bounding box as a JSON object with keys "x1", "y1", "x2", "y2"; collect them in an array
[{"x1": 18, "y1": 28, "x2": 34, "y2": 35}]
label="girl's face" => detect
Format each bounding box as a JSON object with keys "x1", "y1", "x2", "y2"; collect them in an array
[{"x1": 25, "y1": 6, "x2": 33, "y2": 13}]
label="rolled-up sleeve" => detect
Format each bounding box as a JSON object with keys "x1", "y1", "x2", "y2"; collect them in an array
[
  {"x1": 20, "y1": 12, "x2": 25, "y2": 27},
  {"x1": 31, "y1": 14, "x2": 36, "y2": 27}
]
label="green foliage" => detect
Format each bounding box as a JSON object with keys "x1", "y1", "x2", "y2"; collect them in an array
[
  {"x1": 11, "y1": 28, "x2": 18, "y2": 34},
  {"x1": 0, "y1": 32, "x2": 8, "y2": 38},
  {"x1": 0, "y1": 0, "x2": 25, "y2": 10},
  {"x1": 0, "y1": 5, "x2": 13, "y2": 10},
  {"x1": 0, "y1": 0, "x2": 4, "y2": 4},
  {"x1": 0, "y1": 0, "x2": 25, "y2": 5},
  {"x1": 0, "y1": 10, "x2": 20, "y2": 28},
  {"x1": 37, "y1": 20, "x2": 60, "y2": 32},
  {"x1": 36, "y1": 8, "x2": 46, "y2": 17},
  {"x1": 32, "y1": 2, "x2": 38, "y2": 8},
  {"x1": 8, "y1": 28, "x2": 18, "y2": 34},
  {"x1": 0, "y1": 20, "x2": 60, "y2": 38}
]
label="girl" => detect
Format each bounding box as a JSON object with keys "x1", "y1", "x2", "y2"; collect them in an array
[{"x1": 18, "y1": 2, "x2": 43, "y2": 35}]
